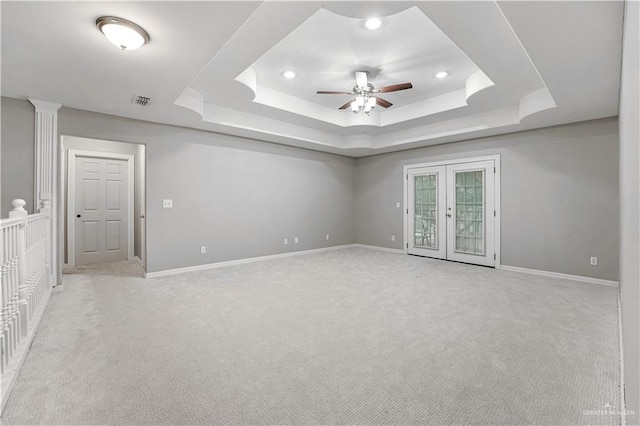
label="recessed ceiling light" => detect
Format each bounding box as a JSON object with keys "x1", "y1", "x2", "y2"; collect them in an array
[
  {"x1": 283, "y1": 70, "x2": 297, "y2": 79},
  {"x1": 364, "y1": 17, "x2": 382, "y2": 30},
  {"x1": 96, "y1": 16, "x2": 149, "y2": 51},
  {"x1": 435, "y1": 71, "x2": 449, "y2": 79}
]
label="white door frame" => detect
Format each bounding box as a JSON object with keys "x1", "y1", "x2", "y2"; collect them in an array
[
  {"x1": 138, "y1": 144, "x2": 146, "y2": 268},
  {"x1": 403, "y1": 154, "x2": 501, "y2": 268},
  {"x1": 134, "y1": 144, "x2": 147, "y2": 270},
  {"x1": 67, "y1": 149, "x2": 135, "y2": 267}
]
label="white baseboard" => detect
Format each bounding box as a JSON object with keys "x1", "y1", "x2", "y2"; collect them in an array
[
  {"x1": 619, "y1": 292, "x2": 627, "y2": 426},
  {"x1": 500, "y1": 265, "x2": 618, "y2": 287},
  {"x1": 1, "y1": 285, "x2": 53, "y2": 414},
  {"x1": 352, "y1": 243, "x2": 405, "y2": 254},
  {"x1": 145, "y1": 244, "x2": 357, "y2": 278}
]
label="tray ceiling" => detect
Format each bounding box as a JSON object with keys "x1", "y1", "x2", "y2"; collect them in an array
[{"x1": 1, "y1": 1, "x2": 624, "y2": 157}]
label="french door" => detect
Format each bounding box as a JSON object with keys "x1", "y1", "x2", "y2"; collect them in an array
[{"x1": 406, "y1": 158, "x2": 498, "y2": 267}]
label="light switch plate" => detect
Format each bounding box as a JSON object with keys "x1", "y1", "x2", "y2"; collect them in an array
[{"x1": 163, "y1": 199, "x2": 173, "y2": 208}]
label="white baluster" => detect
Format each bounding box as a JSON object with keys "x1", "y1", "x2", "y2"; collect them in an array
[
  {"x1": 8, "y1": 227, "x2": 18, "y2": 351},
  {"x1": 40, "y1": 201, "x2": 52, "y2": 291},
  {"x1": 28, "y1": 219, "x2": 36, "y2": 318},
  {"x1": 0, "y1": 227, "x2": 8, "y2": 369},
  {"x1": 9, "y1": 200, "x2": 28, "y2": 338}
]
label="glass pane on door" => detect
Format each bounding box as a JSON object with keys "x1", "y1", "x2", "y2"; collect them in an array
[
  {"x1": 454, "y1": 170, "x2": 485, "y2": 255},
  {"x1": 413, "y1": 173, "x2": 438, "y2": 249}
]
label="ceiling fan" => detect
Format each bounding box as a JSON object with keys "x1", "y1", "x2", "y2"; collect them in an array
[{"x1": 316, "y1": 71, "x2": 413, "y2": 115}]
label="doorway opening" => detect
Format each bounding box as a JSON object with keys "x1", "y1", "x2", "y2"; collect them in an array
[
  {"x1": 61, "y1": 136, "x2": 146, "y2": 270},
  {"x1": 403, "y1": 155, "x2": 501, "y2": 268}
]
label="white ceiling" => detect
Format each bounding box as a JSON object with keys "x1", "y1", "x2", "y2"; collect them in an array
[{"x1": 1, "y1": 1, "x2": 624, "y2": 157}]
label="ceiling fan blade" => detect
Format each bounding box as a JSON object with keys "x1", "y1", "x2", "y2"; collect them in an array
[
  {"x1": 317, "y1": 90, "x2": 353, "y2": 95},
  {"x1": 376, "y1": 97, "x2": 393, "y2": 108},
  {"x1": 378, "y1": 82, "x2": 413, "y2": 93},
  {"x1": 338, "y1": 100, "x2": 353, "y2": 110},
  {"x1": 355, "y1": 71, "x2": 368, "y2": 89}
]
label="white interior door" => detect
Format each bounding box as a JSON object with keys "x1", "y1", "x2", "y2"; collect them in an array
[
  {"x1": 446, "y1": 161, "x2": 495, "y2": 267},
  {"x1": 407, "y1": 166, "x2": 446, "y2": 259},
  {"x1": 75, "y1": 156, "x2": 129, "y2": 265},
  {"x1": 406, "y1": 158, "x2": 497, "y2": 267}
]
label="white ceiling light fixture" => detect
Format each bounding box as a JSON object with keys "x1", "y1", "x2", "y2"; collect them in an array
[
  {"x1": 282, "y1": 70, "x2": 297, "y2": 79},
  {"x1": 435, "y1": 71, "x2": 449, "y2": 79},
  {"x1": 350, "y1": 94, "x2": 378, "y2": 115},
  {"x1": 96, "y1": 16, "x2": 150, "y2": 51},
  {"x1": 364, "y1": 17, "x2": 382, "y2": 30}
]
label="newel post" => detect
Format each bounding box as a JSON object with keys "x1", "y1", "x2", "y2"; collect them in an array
[{"x1": 9, "y1": 199, "x2": 28, "y2": 338}]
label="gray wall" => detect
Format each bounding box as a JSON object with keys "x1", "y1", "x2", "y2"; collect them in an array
[
  {"x1": 1, "y1": 98, "x2": 620, "y2": 281},
  {"x1": 61, "y1": 136, "x2": 144, "y2": 262},
  {"x1": 355, "y1": 118, "x2": 619, "y2": 281},
  {"x1": 1, "y1": 97, "x2": 35, "y2": 214},
  {"x1": 57, "y1": 107, "x2": 356, "y2": 273},
  {"x1": 619, "y1": 0, "x2": 639, "y2": 421}
]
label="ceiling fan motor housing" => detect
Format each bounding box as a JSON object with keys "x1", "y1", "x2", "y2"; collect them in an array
[{"x1": 353, "y1": 83, "x2": 375, "y2": 94}]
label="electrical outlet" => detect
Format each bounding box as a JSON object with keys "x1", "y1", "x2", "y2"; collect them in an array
[
  {"x1": 590, "y1": 256, "x2": 598, "y2": 266},
  {"x1": 200, "y1": 246, "x2": 206, "y2": 254},
  {"x1": 391, "y1": 235, "x2": 396, "y2": 242},
  {"x1": 396, "y1": 202, "x2": 400, "y2": 208},
  {"x1": 284, "y1": 238, "x2": 288, "y2": 245},
  {"x1": 162, "y1": 199, "x2": 173, "y2": 208},
  {"x1": 294, "y1": 237, "x2": 299, "y2": 244},
  {"x1": 326, "y1": 234, "x2": 330, "y2": 240}
]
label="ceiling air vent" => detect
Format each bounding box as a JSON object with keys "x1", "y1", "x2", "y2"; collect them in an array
[{"x1": 131, "y1": 95, "x2": 150, "y2": 106}]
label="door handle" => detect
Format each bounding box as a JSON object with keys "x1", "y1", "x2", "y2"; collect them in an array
[
  {"x1": 446, "y1": 214, "x2": 452, "y2": 218},
  {"x1": 76, "y1": 214, "x2": 81, "y2": 218},
  {"x1": 140, "y1": 214, "x2": 145, "y2": 219}
]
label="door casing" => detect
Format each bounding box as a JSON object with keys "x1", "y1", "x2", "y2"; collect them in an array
[
  {"x1": 403, "y1": 155, "x2": 501, "y2": 268},
  {"x1": 67, "y1": 149, "x2": 134, "y2": 267}
]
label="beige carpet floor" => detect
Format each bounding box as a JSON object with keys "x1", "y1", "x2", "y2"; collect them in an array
[{"x1": 0, "y1": 247, "x2": 621, "y2": 425}]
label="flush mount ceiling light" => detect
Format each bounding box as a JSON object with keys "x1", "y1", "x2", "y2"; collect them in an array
[
  {"x1": 96, "y1": 16, "x2": 150, "y2": 51},
  {"x1": 364, "y1": 17, "x2": 382, "y2": 30},
  {"x1": 282, "y1": 70, "x2": 297, "y2": 79},
  {"x1": 435, "y1": 71, "x2": 449, "y2": 79}
]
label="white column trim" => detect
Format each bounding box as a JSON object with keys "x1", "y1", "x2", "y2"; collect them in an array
[{"x1": 29, "y1": 98, "x2": 62, "y2": 286}]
